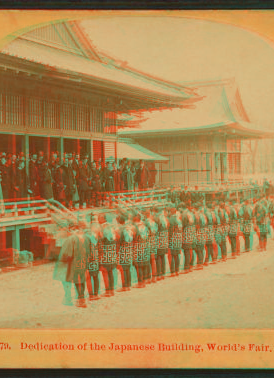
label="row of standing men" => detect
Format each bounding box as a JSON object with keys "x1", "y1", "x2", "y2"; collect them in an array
[
  {"x1": 53, "y1": 194, "x2": 273, "y2": 307},
  {"x1": 0, "y1": 151, "x2": 155, "y2": 207}
]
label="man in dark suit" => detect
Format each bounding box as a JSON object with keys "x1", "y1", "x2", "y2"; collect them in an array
[{"x1": 0, "y1": 153, "x2": 11, "y2": 200}]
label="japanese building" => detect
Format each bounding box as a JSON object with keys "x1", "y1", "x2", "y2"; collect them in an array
[
  {"x1": 119, "y1": 78, "x2": 273, "y2": 187},
  {"x1": 0, "y1": 20, "x2": 196, "y2": 168}
]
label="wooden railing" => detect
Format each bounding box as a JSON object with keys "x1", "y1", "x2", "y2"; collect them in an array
[{"x1": 109, "y1": 188, "x2": 170, "y2": 210}]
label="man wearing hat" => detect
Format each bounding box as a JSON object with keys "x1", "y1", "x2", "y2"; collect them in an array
[
  {"x1": 136, "y1": 160, "x2": 149, "y2": 190},
  {"x1": 191, "y1": 202, "x2": 207, "y2": 269},
  {"x1": 29, "y1": 153, "x2": 40, "y2": 198},
  {"x1": 79, "y1": 155, "x2": 91, "y2": 208},
  {"x1": 15, "y1": 157, "x2": 29, "y2": 200},
  {"x1": 227, "y1": 197, "x2": 239, "y2": 257},
  {"x1": 0, "y1": 153, "x2": 11, "y2": 200},
  {"x1": 218, "y1": 200, "x2": 229, "y2": 261},
  {"x1": 181, "y1": 202, "x2": 196, "y2": 273},
  {"x1": 116, "y1": 213, "x2": 135, "y2": 291},
  {"x1": 168, "y1": 206, "x2": 182, "y2": 275},
  {"x1": 204, "y1": 202, "x2": 216, "y2": 264}
]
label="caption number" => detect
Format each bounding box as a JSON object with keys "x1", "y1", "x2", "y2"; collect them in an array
[{"x1": 0, "y1": 343, "x2": 11, "y2": 350}]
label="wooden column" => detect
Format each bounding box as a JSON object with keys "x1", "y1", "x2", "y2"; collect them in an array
[
  {"x1": 12, "y1": 227, "x2": 20, "y2": 251},
  {"x1": 12, "y1": 133, "x2": 16, "y2": 156},
  {"x1": 24, "y1": 134, "x2": 29, "y2": 176},
  {"x1": 58, "y1": 137, "x2": 64, "y2": 161},
  {"x1": 89, "y1": 139, "x2": 93, "y2": 161},
  {"x1": 0, "y1": 229, "x2": 6, "y2": 251}
]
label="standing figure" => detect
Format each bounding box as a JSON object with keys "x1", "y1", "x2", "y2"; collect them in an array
[
  {"x1": 78, "y1": 156, "x2": 91, "y2": 208},
  {"x1": 181, "y1": 203, "x2": 196, "y2": 273},
  {"x1": 192, "y1": 202, "x2": 207, "y2": 269},
  {"x1": 212, "y1": 203, "x2": 222, "y2": 260},
  {"x1": 0, "y1": 153, "x2": 11, "y2": 200},
  {"x1": 122, "y1": 161, "x2": 134, "y2": 192},
  {"x1": 28, "y1": 153, "x2": 40, "y2": 198},
  {"x1": 228, "y1": 199, "x2": 239, "y2": 257},
  {"x1": 155, "y1": 209, "x2": 169, "y2": 280},
  {"x1": 116, "y1": 214, "x2": 135, "y2": 291},
  {"x1": 168, "y1": 207, "x2": 182, "y2": 275},
  {"x1": 38, "y1": 161, "x2": 54, "y2": 201},
  {"x1": 144, "y1": 209, "x2": 158, "y2": 283},
  {"x1": 99, "y1": 214, "x2": 117, "y2": 297},
  {"x1": 85, "y1": 216, "x2": 102, "y2": 301},
  {"x1": 241, "y1": 199, "x2": 253, "y2": 253},
  {"x1": 132, "y1": 213, "x2": 150, "y2": 287},
  {"x1": 53, "y1": 221, "x2": 88, "y2": 308},
  {"x1": 218, "y1": 202, "x2": 229, "y2": 261},
  {"x1": 136, "y1": 160, "x2": 149, "y2": 190},
  {"x1": 54, "y1": 158, "x2": 66, "y2": 205},
  {"x1": 15, "y1": 158, "x2": 29, "y2": 200},
  {"x1": 254, "y1": 199, "x2": 268, "y2": 252},
  {"x1": 91, "y1": 161, "x2": 102, "y2": 207},
  {"x1": 104, "y1": 161, "x2": 115, "y2": 207},
  {"x1": 204, "y1": 203, "x2": 216, "y2": 264},
  {"x1": 9, "y1": 154, "x2": 18, "y2": 200}
]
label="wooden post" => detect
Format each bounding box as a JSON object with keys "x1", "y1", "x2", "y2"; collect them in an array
[
  {"x1": 12, "y1": 227, "x2": 20, "y2": 251},
  {"x1": 89, "y1": 139, "x2": 93, "y2": 161},
  {"x1": 0, "y1": 229, "x2": 6, "y2": 251},
  {"x1": 12, "y1": 133, "x2": 16, "y2": 156},
  {"x1": 58, "y1": 137, "x2": 64, "y2": 161},
  {"x1": 47, "y1": 136, "x2": 50, "y2": 161},
  {"x1": 24, "y1": 134, "x2": 30, "y2": 176}
]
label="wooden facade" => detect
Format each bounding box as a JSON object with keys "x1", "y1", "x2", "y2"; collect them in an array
[{"x1": 133, "y1": 134, "x2": 242, "y2": 186}]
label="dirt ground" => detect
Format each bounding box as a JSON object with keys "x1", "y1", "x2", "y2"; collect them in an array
[{"x1": 0, "y1": 233, "x2": 274, "y2": 330}]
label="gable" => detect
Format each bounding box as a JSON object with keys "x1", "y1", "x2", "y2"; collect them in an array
[{"x1": 18, "y1": 22, "x2": 89, "y2": 58}]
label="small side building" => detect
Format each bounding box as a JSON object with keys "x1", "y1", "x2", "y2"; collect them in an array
[{"x1": 119, "y1": 79, "x2": 273, "y2": 187}]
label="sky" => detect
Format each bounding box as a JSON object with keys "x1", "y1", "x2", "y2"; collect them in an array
[{"x1": 80, "y1": 15, "x2": 274, "y2": 131}]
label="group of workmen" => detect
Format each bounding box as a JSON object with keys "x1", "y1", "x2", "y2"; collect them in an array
[
  {"x1": 52, "y1": 192, "x2": 273, "y2": 308},
  {"x1": 0, "y1": 151, "x2": 156, "y2": 208}
]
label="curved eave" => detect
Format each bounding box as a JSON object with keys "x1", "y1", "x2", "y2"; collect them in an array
[
  {"x1": 0, "y1": 52, "x2": 193, "y2": 111},
  {"x1": 119, "y1": 121, "x2": 274, "y2": 139}
]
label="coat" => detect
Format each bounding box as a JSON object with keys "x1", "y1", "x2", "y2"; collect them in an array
[
  {"x1": 104, "y1": 167, "x2": 115, "y2": 192},
  {"x1": 136, "y1": 166, "x2": 149, "y2": 189},
  {"x1": 0, "y1": 163, "x2": 11, "y2": 200},
  {"x1": 79, "y1": 164, "x2": 90, "y2": 192},
  {"x1": 122, "y1": 168, "x2": 134, "y2": 191},
  {"x1": 39, "y1": 167, "x2": 53, "y2": 200},
  {"x1": 16, "y1": 167, "x2": 28, "y2": 200},
  {"x1": 29, "y1": 161, "x2": 40, "y2": 197},
  {"x1": 9, "y1": 162, "x2": 17, "y2": 199},
  {"x1": 53, "y1": 231, "x2": 87, "y2": 284}
]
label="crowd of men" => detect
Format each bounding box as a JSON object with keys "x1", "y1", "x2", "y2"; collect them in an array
[
  {"x1": 0, "y1": 151, "x2": 157, "y2": 208},
  {"x1": 51, "y1": 191, "x2": 273, "y2": 308}
]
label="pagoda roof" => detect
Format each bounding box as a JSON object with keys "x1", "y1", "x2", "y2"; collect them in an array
[
  {"x1": 118, "y1": 79, "x2": 274, "y2": 139},
  {"x1": 0, "y1": 21, "x2": 196, "y2": 112}
]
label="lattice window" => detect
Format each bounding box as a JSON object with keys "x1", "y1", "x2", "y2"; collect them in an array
[{"x1": 29, "y1": 98, "x2": 42, "y2": 128}]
